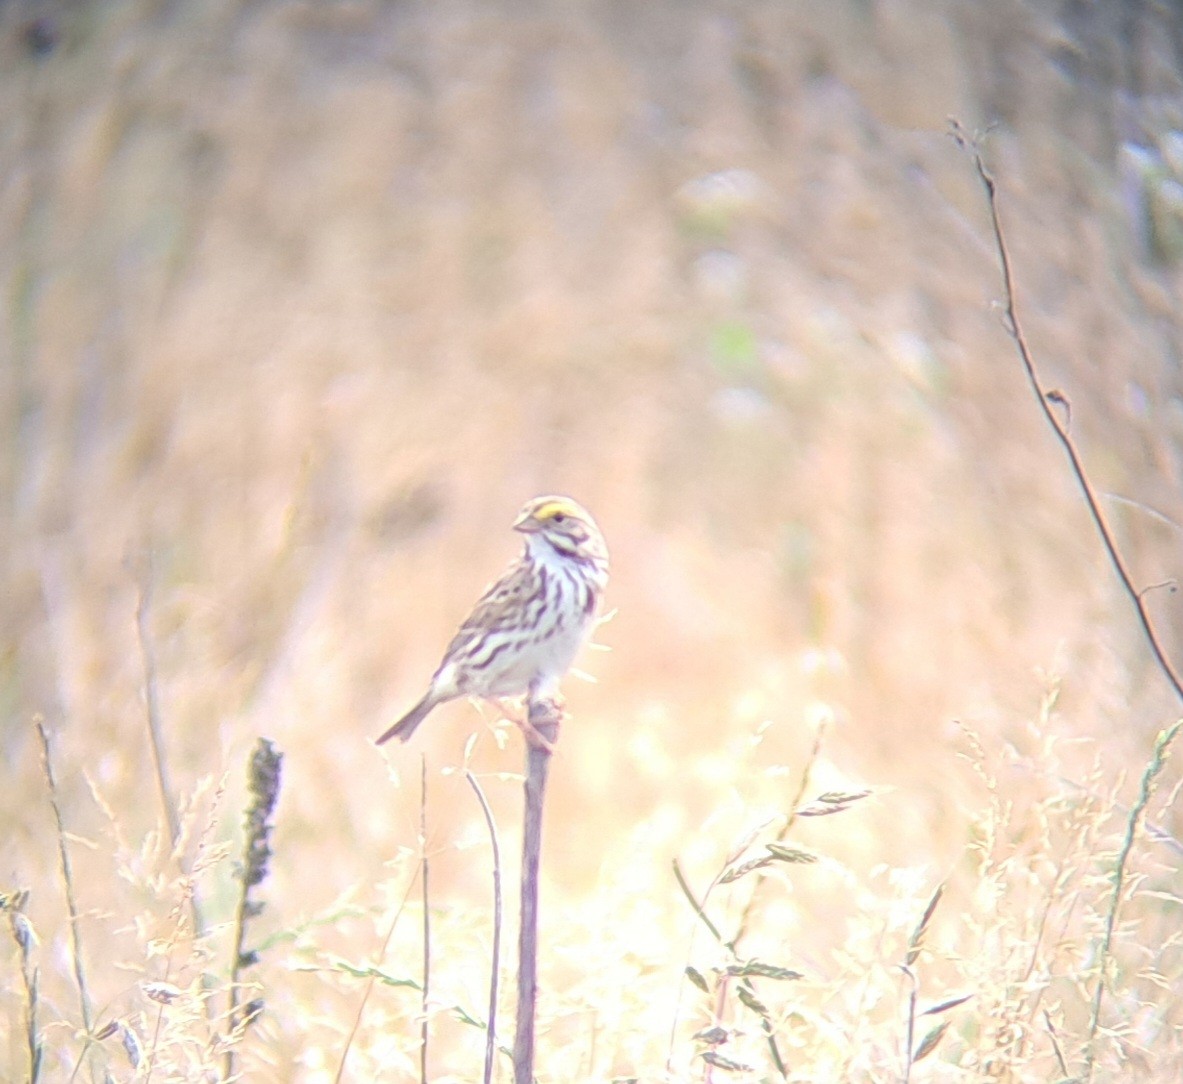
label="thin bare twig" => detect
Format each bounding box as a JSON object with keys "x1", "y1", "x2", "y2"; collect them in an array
[
  {"x1": 951, "y1": 119, "x2": 1183, "y2": 704},
  {"x1": 466, "y1": 770, "x2": 503, "y2": 1084}
]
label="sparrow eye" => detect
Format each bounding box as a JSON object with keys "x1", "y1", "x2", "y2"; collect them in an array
[{"x1": 552, "y1": 513, "x2": 567, "y2": 523}]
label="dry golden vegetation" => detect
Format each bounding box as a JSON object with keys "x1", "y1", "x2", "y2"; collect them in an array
[{"x1": 3, "y1": 0, "x2": 1183, "y2": 1080}]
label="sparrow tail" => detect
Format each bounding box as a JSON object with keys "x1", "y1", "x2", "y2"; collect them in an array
[{"x1": 376, "y1": 694, "x2": 437, "y2": 745}]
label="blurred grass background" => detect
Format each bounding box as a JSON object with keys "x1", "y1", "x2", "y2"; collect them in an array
[{"x1": 3, "y1": 0, "x2": 1183, "y2": 1079}]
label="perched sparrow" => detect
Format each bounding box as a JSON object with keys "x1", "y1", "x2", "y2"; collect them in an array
[{"x1": 377, "y1": 496, "x2": 609, "y2": 744}]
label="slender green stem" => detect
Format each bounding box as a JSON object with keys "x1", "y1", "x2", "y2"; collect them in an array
[{"x1": 1083, "y1": 721, "x2": 1181, "y2": 1080}]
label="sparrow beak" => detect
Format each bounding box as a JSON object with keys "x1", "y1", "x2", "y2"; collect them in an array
[{"x1": 513, "y1": 510, "x2": 541, "y2": 533}]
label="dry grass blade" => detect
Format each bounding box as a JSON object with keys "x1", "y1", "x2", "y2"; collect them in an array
[
  {"x1": 764, "y1": 844, "x2": 818, "y2": 864},
  {"x1": 702, "y1": 1050, "x2": 754, "y2": 1072},
  {"x1": 142, "y1": 982, "x2": 183, "y2": 1006},
  {"x1": 905, "y1": 884, "x2": 944, "y2": 967},
  {"x1": 36, "y1": 720, "x2": 95, "y2": 1044},
  {"x1": 796, "y1": 790, "x2": 873, "y2": 817},
  {"x1": 672, "y1": 861, "x2": 724, "y2": 945},
  {"x1": 718, "y1": 855, "x2": 775, "y2": 884},
  {"x1": 921, "y1": 994, "x2": 972, "y2": 1016},
  {"x1": 723, "y1": 962, "x2": 803, "y2": 982},
  {"x1": 736, "y1": 985, "x2": 770, "y2": 1016},
  {"x1": 693, "y1": 1025, "x2": 729, "y2": 1045},
  {"x1": 912, "y1": 1019, "x2": 949, "y2": 1063},
  {"x1": 117, "y1": 1020, "x2": 143, "y2": 1069},
  {"x1": 1044, "y1": 1009, "x2": 1071, "y2": 1078}
]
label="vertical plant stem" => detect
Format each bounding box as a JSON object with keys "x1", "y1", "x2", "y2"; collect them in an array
[
  {"x1": 224, "y1": 739, "x2": 282, "y2": 1083},
  {"x1": 514, "y1": 698, "x2": 562, "y2": 1084},
  {"x1": 420, "y1": 754, "x2": 430, "y2": 1084},
  {"x1": 134, "y1": 565, "x2": 182, "y2": 848},
  {"x1": 333, "y1": 864, "x2": 424, "y2": 1084},
  {"x1": 731, "y1": 718, "x2": 827, "y2": 950},
  {"x1": 466, "y1": 771, "x2": 503, "y2": 1084},
  {"x1": 900, "y1": 965, "x2": 918, "y2": 1083},
  {"x1": 2, "y1": 890, "x2": 42, "y2": 1082},
  {"x1": 36, "y1": 721, "x2": 96, "y2": 1063},
  {"x1": 1083, "y1": 720, "x2": 1181, "y2": 1081}
]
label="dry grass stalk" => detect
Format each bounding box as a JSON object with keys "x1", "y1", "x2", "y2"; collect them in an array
[
  {"x1": 133, "y1": 559, "x2": 182, "y2": 851},
  {"x1": 35, "y1": 720, "x2": 97, "y2": 1070},
  {"x1": 1084, "y1": 719, "x2": 1183, "y2": 1080},
  {"x1": 224, "y1": 738, "x2": 283, "y2": 1083},
  {"x1": 419, "y1": 755, "x2": 430, "y2": 1084},
  {"x1": 1, "y1": 889, "x2": 42, "y2": 1083}
]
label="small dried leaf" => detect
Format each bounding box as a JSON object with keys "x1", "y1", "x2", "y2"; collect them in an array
[
  {"x1": 725, "y1": 961, "x2": 803, "y2": 982},
  {"x1": 119, "y1": 1022, "x2": 143, "y2": 1068},
  {"x1": 906, "y1": 884, "x2": 945, "y2": 965},
  {"x1": 702, "y1": 1051, "x2": 753, "y2": 1072},
  {"x1": 913, "y1": 1019, "x2": 950, "y2": 1063},
  {"x1": 1, "y1": 888, "x2": 30, "y2": 911},
  {"x1": 817, "y1": 788, "x2": 872, "y2": 804},
  {"x1": 330, "y1": 959, "x2": 422, "y2": 988},
  {"x1": 12, "y1": 913, "x2": 36, "y2": 954},
  {"x1": 94, "y1": 1020, "x2": 119, "y2": 1041},
  {"x1": 685, "y1": 966, "x2": 710, "y2": 994},
  {"x1": 693, "y1": 1025, "x2": 729, "y2": 1045},
  {"x1": 719, "y1": 855, "x2": 774, "y2": 883},
  {"x1": 765, "y1": 843, "x2": 818, "y2": 864},
  {"x1": 797, "y1": 789, "x2": 872, "y2": 816},
  {"x1": 736, "y1": 985, "x2": 769, "y2": 1016},
  {"x1": 922, "y1": 993, "x2": 972, "y2": 1016},
  {"x1": 142, "y1": 981, "x2": 183, "y2": 1005}
]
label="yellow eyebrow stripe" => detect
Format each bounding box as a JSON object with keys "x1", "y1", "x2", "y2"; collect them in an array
[{"x1": 533, "y1": 499, "x2": 577, "y2": 519}]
